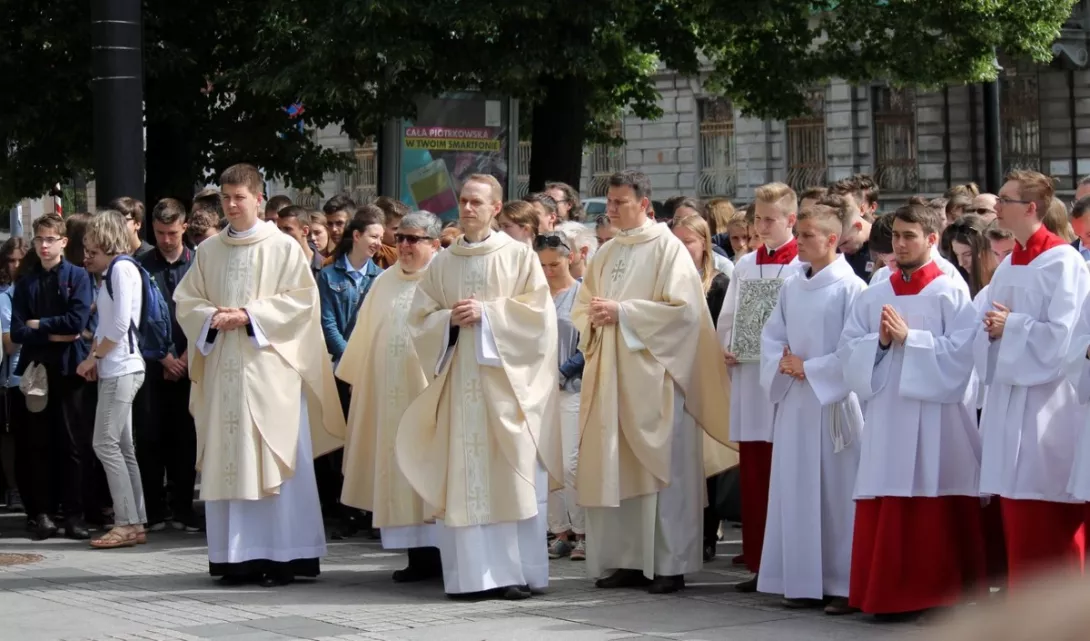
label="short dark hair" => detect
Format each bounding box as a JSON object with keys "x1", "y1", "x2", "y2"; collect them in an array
[
  {"x1": 220, "y1": 164, "x2": 264, "y2": 197},
  {"x1": 355, "y1": 204, "x2": 385, "y2": 227},
  {"x1": 665, "y1": 196, "x2": 702, "y2": 218},
  {"x1": 868, "y1": 213, "x2": 895, "y2": 254},
  {"x1": 544, "y1": 181, "x2": 584, "y2": 221},
  {"x1": 191, "y1": 188, "x2": 225, "y2": 220},
  {"x1": 109, "y1": 196, "x2": 145, "y2": 226},
  {"x1": 265, "y1": 195, "x2": 293, "y2": 214},
  {"x1": 323, "y1": 194, "x2": 356, "y2": 217},
  {"x1": 1072, "y1": 196, "x2": 1090, "y2": 220},
  {"x1": 151, "y1": 198, "x2": 187, "y2": 226},
  {"x1": 853, "y1": 174, "x2": 879, "y2": 207},
  {"x1": 333, "y1": 205, "x2": 385, "y2": 259},
  {"x1": 985, "y1": 220, "x2": 1015, "y2": 241},
  {"x1": 608, "y1": 170, "x2": 652, "y2": 201},
  {"x1": 277, "y1": 205, "x2": 310, "y2": 225},
  {"x1": 524, "y1": 192, "x2": 559, "y2": 215},
  {"x1": 373, "y1": 196, "x2": 410, "y2": 222},
  {"x1": 892, "y1": 203, "x2": 941, "y2": 235},
  {"x1": 186, "y1": 210, "x2": 218, "y2": 243}
]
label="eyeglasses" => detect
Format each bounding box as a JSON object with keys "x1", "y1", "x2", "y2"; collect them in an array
[
  {"x1": 394, "y1": 233, "x2": 433, "y2": 245},
  {"x1": 32, "y1": 236, "x2": 62, "y2": 246},
  {"x1": 533, "y1": 234, "x2": 570, "y2": 252},
  {"x1": 997, "y1": 197, "x2": 1032, "y2": 207}
]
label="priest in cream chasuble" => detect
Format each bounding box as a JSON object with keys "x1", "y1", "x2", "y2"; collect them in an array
[
  {"x1": 395, "y1": 175, "x2": 562, "y2": 600},
  {"x1": 335, "y1": 211, "x2": 444, "y2": 583},
  {"x1": 573, "y1": 171, "x2": 735, "y2": 594},
  {"x1": 174, "y1": 164, "x2": 344, "y2": 586}
]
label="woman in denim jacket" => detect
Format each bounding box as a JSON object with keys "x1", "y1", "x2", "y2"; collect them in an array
[{"x1": 317, "y1": 206, "x2": 385, "y2": 370}]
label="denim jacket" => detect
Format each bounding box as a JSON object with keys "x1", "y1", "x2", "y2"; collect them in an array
[{"x1": 317, "y1": 256, "x2": 382, "y2": 361}]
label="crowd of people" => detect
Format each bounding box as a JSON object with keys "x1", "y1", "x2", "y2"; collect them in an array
[{"x1": 4, "y1": 160, "x2": 1090, "y2": 622}]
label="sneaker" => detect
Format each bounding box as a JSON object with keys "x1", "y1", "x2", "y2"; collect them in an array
[
  {"x1": 548, "y1": 538, "x2": 572, "y2": 559},
  {"x1": 147, "y1": 521, "x2": 168, "y2": 532},
  {"x1": 171, "y1": 518, "x2": 204, "y2": 533},
  {"x1": 570, "y1": 539, "x2": 586, "y2": 561},
  {"x1": 6, "y1": 490, "x2": 23, "y2": 513}
]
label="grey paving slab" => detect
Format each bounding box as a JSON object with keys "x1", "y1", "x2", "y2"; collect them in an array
[
  {"x1": 176, "y1": 622, "x2": 265, "y2": 638},
  {"x1": 538, "y1": 599, "x2": 797, "y2": 635},
  {"x1": 662, "y1": 617, "x2": 909, "y2": 640},
  {"x1": 243, "y1": 616, "x2": 358, "y2": 637}
]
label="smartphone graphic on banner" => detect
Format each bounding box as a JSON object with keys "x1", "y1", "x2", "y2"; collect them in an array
[{"x1": 407, "y1": 160, "x2": 459, "y2": 221}]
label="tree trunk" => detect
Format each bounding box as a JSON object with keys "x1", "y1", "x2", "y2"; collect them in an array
[{"x1": 527, "y1": 74, "x2": 589, "y2": 195}]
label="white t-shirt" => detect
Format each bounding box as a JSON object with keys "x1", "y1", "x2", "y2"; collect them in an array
[{"x1": 94, "y1": 260, "x2": 145, "y2": 379}]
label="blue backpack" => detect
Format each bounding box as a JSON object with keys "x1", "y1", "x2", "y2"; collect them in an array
[{"x1": 104, "y1": 255, "x2": 173, "y2": 360}]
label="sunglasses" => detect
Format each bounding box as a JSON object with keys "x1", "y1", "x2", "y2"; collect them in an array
[
  {"x1": 533, "y1": 234, "x2": 570, "y2": 251},
  {"x1": 395, "y1": 233, "x2": 432, "y2": 245}
]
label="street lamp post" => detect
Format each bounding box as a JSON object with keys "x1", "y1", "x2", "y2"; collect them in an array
[
  {"x1": 982, "y1": 55, "x2": 1003, "y2": 193},
  {"x1": 91, "y1": 0, "x2": 144, "y2": 208}
]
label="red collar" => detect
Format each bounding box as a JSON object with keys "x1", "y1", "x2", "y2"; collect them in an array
[
  {"x1": 756, "y1": 238, "x2": 798, "y2": 265},
  {"x1": 1011, "y1": 225, "x2": 1065, "y2": 266},
  {"x1": 890, "y1": 260, "x2": 943, "y2": 296}
]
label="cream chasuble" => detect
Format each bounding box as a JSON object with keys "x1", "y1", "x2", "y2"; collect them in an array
[
  {"x1": 335, "y1": 264, "x2": 434, "y2": 531},
  {"x1": 396, "y1": 231, "x2": 563, "y2": 528},
  {"x1": 174, "y1": 222, "x2": 345, "y2": 502},
  {"x1": 572, "y1": 220, "x2": 736, "y2": 509}
]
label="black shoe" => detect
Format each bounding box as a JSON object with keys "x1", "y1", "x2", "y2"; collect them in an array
[
  {"x1": 595, "y1": 569, "x2": 652, "y2": 589},
  {"x1": 261, "y1": 572, "x2": 295, "y2": 588},
  {"x1": 32, "y1": 514, "x2": 57, "y2": 541},
  {"x1": 734, "y1": 575, "x2": 759, "y2": 593},
  {"x1": 648, "y1": 575, "x2": 685, "y2": 594},
  {"x1": 64, "y1": 520, "x2": 91, "y2": 540},
  {"x1": 703, "y1": 544, "x2": 716, "y2": 562},
  {"x1": 392, "y1": 564, "x2": 439, "y2": 583},
  {"x1": 502, "y1": 585, "x2": 532, "y2": 600}
]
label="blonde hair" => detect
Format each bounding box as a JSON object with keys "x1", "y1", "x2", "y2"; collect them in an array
[
  {"x1": 464, "y1": 173, "x2": 504, "y2": 203},
  {"x1": 672, "y1": 214, "x2": 716, "y2": 294},
  {"x1": 498, "y1": 201, "x2": 539, "y2": 237},
  {"x1": 85, "y1": 210, "x2": 132, "y2": 256},
  {"x1": 1044, "y1": 197, "x2": 1075, "y2": 242},
  {"x1": 704, "y1": 198, "x2": 736, "y2": 236},
  {"x1": 799, "y1": 203, "x2": 849, "y2": 240},
  {"x1": 1007, "y1": 170, "x2": 1055, "y2": 219},
  {"x1": 945, "y1": 182, "x2": 980, "y2": 199},
  {"x1": 754, "y1": 182, "x2": 798, "y2": 217}
]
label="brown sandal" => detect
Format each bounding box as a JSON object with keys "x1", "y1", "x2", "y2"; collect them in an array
[
  {"x1": 135, "y1": 531, "x2": 147, "y2": 544},
  {"x1": 90, "y1": 528, "x2": 138, "y2": 549}
]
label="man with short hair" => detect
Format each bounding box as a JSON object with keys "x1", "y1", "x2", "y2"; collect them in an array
[
  {"x1": 276, "y1": 206, "x2": 323, "y2": 276},
  {"x1": 576, "y1": 170, "x2": 734, "y2": 594},
  {"x1": 840, "y1": 203, "x2": 985, "y2": 617},
  {"x1": 834, "y1": 191, "x2": 874, "y2": 282},
  {"x1": 852, "y1": 174, "x2": 880, "y2": 220},
  {"x1": 134, "y1": 198, "x2": 200, "y2": 531},
  {"x1": 110, "y1": 196, "x2": 154, "y2": 259},
  {"x1": 373, "y1": 197, "x2": 409, "y2": 269},
  {"x1": 322, "y1": 195, "x2": 355, "y2": 247},
  {"x1": 264, "y1": 195, "x2": 293, "y2": 224},
  {"x1": 971, "y1": 194, "x2": 999, "y2": 222},
  {"x1": 545, "y1": 181, "x2": 583, "y2": 222},
  {"x1": 985, "y1": 223, "x2": 1016, "y2": 264},
  {"x1": 799, "y1": 187, "x2": 828, "y2": 212},
  {"x1": 186, "y1": 210, "x2": 220, "y2": 246},
  {"x1": 174, "y1": 164, "x2": 345, "y2": 586},
  {"x1": 975, "y1": 170, "x2": 1090, "y2": 588},
  {"x1": 1067, "y1": 196, "x2": 1090, "y2": 261},
  {"x1": 10, "y1": 214, "x2": 95, "y2": 540},
  {"x1": 396, "y1": 173, "x2": 562, "y2": 600}
]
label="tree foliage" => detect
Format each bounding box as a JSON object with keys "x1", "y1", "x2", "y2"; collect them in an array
[{"x1": 0, "y1": 0, "x2": 1077, "y2": 204}]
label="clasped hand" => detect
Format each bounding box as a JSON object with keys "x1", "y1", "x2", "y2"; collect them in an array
[
  {"x1": 983, "y1": 302, "x2": 1009, "y2": 339},
  {"x1": 589, "y1": 297, "x2": 619, "y2": 328},
  {"x1": 778, "y1": 346, "x2": 805, "y2": 380},
  {"x1": 879, "y1": 305, "x2": 909, "y2": 347},
  {"x1": 451, "y1": 296, "x2": 482, "y2": 327},
  {"x1": 210, "y1": 307, "x2": 249, "y2": 331}
]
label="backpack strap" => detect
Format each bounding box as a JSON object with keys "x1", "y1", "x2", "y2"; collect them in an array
[{"x1": 104, "y1": 255, "x2": 139, "y2": 354}]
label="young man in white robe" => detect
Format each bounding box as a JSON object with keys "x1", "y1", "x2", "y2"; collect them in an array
[
  {"x1": 758, "y1": 200, "x2": 865, "y2": 615},
  {"x1": 975, "y1": 170, "x2": 1090, "y2": 588},
  {"x1": 335, "y1": 211, "x2": 444, "y2": 583},
  {"x1": 395, "y1": 174, "x2": 562, "y2": 601},
  {"x1": 174, "y1": 164, "x2": 345, "y2": 587},
  {"x1": 573, "y1": 170, "x2": 734, "y2": 595},
  {"x1": 718, "y1": 182, "x2": 803, "y2": 591},
  {"x1": 839, "y1": 203, "x2": 986, "y2": 619}
]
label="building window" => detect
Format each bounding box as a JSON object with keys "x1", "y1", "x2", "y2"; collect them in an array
[
  {"x1": 872, "y1": 86, "x2": 918, "y2": 193},
  {"x1": 786, "y1": 89, "x2": 827, "y2": 192},
  {"x1": 342, "y1": 136, "x2": 379, "y2": 204},
  {"x1": 697, "y1": 98, "x2": 737, "y2": 198},
  {"x1": 1001, "y1": 69, "x2": 1041, "y2": 173},
  {"x1": 587, "y1": 121, "x2": 626, "y2": 197}
]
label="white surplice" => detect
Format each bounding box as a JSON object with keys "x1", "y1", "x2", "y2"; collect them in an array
[
  {"x1": 839, "y1": 267, "x2": 982, "y2": 499},
  {"x1": 757, "y1": 257, "x2": 865, "y2": 599},
  {"x1": 716, "y1": 247, "x2": 804, "y2": 443},
  {"x1": 869, "y1": 247, "x2": 969, "y2": 294},
  {"x1": 1064, "y1": 292, "x2": 1090, "y2": 500},
  {"x1": 976, "y1": 246, "x2": 1090, "y2": 502}
]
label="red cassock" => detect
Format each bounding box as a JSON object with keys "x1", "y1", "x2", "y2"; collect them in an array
[
  {"x1": 999, "y1": 498, "x2": 1084, "y2": 587},
  {"x1": 850, "y1": 496, "x2": 987, "y2": 614},
  {"x1": 739, "y1": 441, "x2": 773, "y2": 573}
]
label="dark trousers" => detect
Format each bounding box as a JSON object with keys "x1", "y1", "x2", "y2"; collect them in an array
[
  {"x1": 133, "y1": 361, "x2": 197, "y2": 524},
  {"x1": 314, "y1": 379, "x2": 359, "y2": 523},
  {"x1": 14, "y1": 368, "x2": 89, "y2": 520}
]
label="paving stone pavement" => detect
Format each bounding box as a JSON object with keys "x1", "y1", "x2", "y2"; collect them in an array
[{"x1": 0, "y1": 516, "x2": 921, "y2": 641}]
